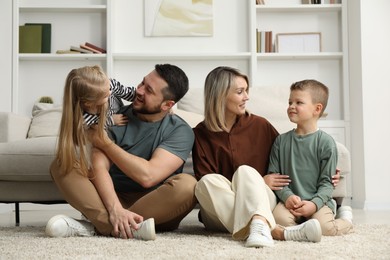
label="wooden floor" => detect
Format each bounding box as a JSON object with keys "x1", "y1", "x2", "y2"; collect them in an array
[{"x1": 0, "y1": 203, "x2": 389, "y2": 227}]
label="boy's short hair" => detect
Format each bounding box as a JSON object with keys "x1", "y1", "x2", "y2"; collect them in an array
[{"x1": 290, "y1": 79, "x2": 329, "y2": 117}]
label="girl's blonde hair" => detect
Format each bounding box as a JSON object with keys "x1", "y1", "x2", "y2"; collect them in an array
[
  {"x1": 56, "y1": 65, "x2": 109, "y2": 177},
  {"x1": 203, "y1": 66, "x2": 249, "y2": 132}
]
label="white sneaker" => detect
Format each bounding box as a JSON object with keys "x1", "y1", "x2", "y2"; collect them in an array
[
  {"x1": 132, "y1": 218, "x2": 156, "y2": 241},
  {"x1": 336, "y1": 206, "x2": 353, "y2": 223},
  {"x1": 245, "y1": 219, "x2": 274, "y2": 248},
  {"x1": 45, "y1": 214, "x2": 95, "y2": 237},
  {"x1": 284, "y1": 219, "x2": 322, "y2": 243}
]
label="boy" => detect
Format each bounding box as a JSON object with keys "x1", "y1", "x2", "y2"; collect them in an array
[{"x1": 268, "y1": 79, "x2": 353, "y2": 236}]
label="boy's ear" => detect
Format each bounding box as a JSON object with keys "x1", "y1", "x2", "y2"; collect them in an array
[{"x1": 314, "y1": 103, "x2": 323, "y2": 116}]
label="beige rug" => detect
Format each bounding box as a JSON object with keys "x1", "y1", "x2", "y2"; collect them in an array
[{"x1": 1, "y1": 209, "x2": 389, "y2": 260}]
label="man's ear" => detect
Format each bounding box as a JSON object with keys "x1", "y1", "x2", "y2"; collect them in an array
[{"x1": 161, "y1": 100, "x2": 175, "y2": 112}]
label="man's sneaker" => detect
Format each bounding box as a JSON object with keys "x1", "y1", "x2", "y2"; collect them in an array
[
  {"x1": 132, "y1": 218, "x2": 156, "y2": 241},
  {"x1": 245, "y1": 219, "x2": 274, "y2": 248},
  {"x1": 45, "y1": 214, "x2": 95, "y2": 237},
  {"x1": 284, "y1": 219, "x2": 322, "y2": 243},
  {"x1": 336, "y1": 206, "x2": 353, "y2": 223}
]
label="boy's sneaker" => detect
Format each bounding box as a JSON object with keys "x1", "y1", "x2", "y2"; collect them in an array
[
  {"x1": 284, "y1": 219, "x2": 322, "y2": 243},
  {"x1": 45, "y1": 214, "x2": 95, "y2": 237},
  {"x1": 245, "y1": 219, "x2": 275, "y2": 248},
  {"x1": 336, "y1": 206, "x2": 353, "y2": 223},
  {"x1": 132, "y1": 218, "x2": 156, "y2": 241}
]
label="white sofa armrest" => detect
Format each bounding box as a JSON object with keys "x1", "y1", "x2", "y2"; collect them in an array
[
  {"x1": 0, "y1": 112, "x2": 31, "y2": 142},
  {"x1": 332, "y1": 142, "x2": 351, "y2": 198}
]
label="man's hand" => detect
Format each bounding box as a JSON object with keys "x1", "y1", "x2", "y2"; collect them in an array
[
  {"x1": 264, "y1": 173, "x2": 291, "y2": 190},
  {"x1": 112, "y1": 114, "x2": 129, "y2": 126},
  {"x1": 87, "y1": 126, "x2": 113, "y2": 150},
  {"x1": 332, "y1": 168, "x2": 341, "y2": 187},
  {"x1": 109, "y1": 206, "x2": 144, "y2": 239}
]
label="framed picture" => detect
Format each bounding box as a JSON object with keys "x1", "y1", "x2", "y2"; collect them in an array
[
  {"x1": 144, "y1": 0, "x2": 214, "y2": 37},
  {"x1": 276, "y1": 32, "x2": 322, "y2": 53}
]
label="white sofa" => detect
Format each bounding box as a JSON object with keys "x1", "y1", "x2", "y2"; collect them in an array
[{"x1": 0, "y1": 86, "x2": 350, "y2": 225}]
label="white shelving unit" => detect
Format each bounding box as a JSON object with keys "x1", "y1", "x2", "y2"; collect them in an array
[
  {"x1": 249, "y1": 0, "x2": 349, "y2": 145},
  {"x1": 11, "y1": 0, "x2": 349, "y2": 145},
  {"x1": 12, "y1": 0, "x2": 109, "y2": 116}
]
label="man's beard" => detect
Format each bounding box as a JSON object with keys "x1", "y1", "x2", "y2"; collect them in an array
[{"x1": 133, "y1": 103, "x2": 162, "y2": 115}]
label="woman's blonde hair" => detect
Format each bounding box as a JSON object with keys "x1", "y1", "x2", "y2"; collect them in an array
[
  {"x1": 203, "y1": 66, "x2": 249, "y2": 132},
  {"x1": 56, "y1": 65, "x2": 109, "y2": 177}
]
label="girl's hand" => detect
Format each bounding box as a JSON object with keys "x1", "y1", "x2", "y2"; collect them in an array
[{"x1": 112, "y1": 114, "x2": 129, "y2": 126}]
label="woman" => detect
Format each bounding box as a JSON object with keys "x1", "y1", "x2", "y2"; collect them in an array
[{"x1": 192, "y1": 66, "x2": 323, "y2": 248}]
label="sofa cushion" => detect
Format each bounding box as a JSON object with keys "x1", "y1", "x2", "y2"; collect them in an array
[
  {"x1": 178, "y1": 87, "x2": 204, "y2": 115},
  {"x1": 173, "y1": 108, "x2": 204, "y2": 128},
  {"x1": 28, "y1": 103, "x2": 62, "y2": 138},
  {"x1": 0, "y1": 137, "x2": 57, "y2": 181}
]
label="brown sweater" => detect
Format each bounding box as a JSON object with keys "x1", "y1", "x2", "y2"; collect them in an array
[{"x1": 192, "y1": 113, "x2": 279, "y2": 181}]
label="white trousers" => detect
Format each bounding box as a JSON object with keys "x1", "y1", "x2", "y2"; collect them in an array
[{"x1": 195, "y1": 165, "x2": 277, "y2": 240}]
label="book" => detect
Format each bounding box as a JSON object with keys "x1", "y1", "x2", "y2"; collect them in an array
[
  {"x1": 25, "y1": 23, "x2": 51, "y2": 53},
  {"x1": 70, "y1": 46, "x2": 93, "y2": 54},
  {"x1": 19, "y1": 25, "x2": 42, "y2": 53},
  {"x1": 80, "y1": 44, "x2": 102, "y2": 54},
  {"x1": 56, "y1": 49, "x2": 81, "y2": 54},
  {"x1": 85, "y1": 42, "x2": 106, "y2": 53},
  {"x1": 266, "y1": 31, "x2": 273, "y2": 53}
]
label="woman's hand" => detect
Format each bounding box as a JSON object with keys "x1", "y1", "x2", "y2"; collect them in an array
[
  {"x1": 332, "y1": 168, "x2": 341, "y2": 187},
  {"x1": 109, "y1": 206, "x2": 144, "y2": 239},
  {"x1": 264, "y1": 173, "x2": 291, "y2": 190}
]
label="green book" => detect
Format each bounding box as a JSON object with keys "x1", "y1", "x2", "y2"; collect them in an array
[
  {"x1": 19, "y1": 25, "x2": 42, "y2": 53},
  {"x1": 25, "y1": 23, "x2": 51, "y2": 53}
]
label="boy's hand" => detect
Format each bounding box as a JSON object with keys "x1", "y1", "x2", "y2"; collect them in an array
[
  {"x1": 112, "y1": 114, "x2": 129, "y2": 126},
  {"x1": 285, "y1": 195, "x2": 302, "y2": 210},
  {"x1": 264, "y1": 173, "x2": 291, "y2": 190},
  {"x1": 289, "y1": 200, "x2": 317, "y2": 218}
]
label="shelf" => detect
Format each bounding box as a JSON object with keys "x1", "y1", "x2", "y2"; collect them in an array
[
  {"x1": 256, "y1": 52, "x2": 343, "y2": 60},
  {"x1": 256, "y1": 4, "x2": 342, "y2": 13},
  {"x1": 113, "y1": 52, "x2": 251, "y2": 61},
  {"x1": 19, "y1": 6, "x2": 106, "y2": 13},
  {"x1": 18, "y1": 53, "x2": 106, "y2": 61}
]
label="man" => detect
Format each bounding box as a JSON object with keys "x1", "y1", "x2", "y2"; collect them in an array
[{"x1": 46, "y1": 64, "x2": 197, "y2": 240}]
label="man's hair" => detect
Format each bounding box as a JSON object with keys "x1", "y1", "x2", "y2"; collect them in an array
[
  {"x1": 155, "y1": 64, "x2": 189, "y2": 103},
  {"x1": 290, "y1": 79, "x2": 329, "y2": 117},
  {"x1": 203, "y1": 66, "x2": 249, "y2": 132}
]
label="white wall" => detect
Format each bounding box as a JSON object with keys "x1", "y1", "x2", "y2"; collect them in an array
[
  {"x1": 349, "y1": 0, "x2": 390, "y2": 210},
  {"x1": 0, "y1": 0, "x2": 12, "y2": 112}
]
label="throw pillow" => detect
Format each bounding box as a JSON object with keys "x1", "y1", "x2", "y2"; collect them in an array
[{"x1": 27, "y1": 103, "x2": 62, "y2": 138}]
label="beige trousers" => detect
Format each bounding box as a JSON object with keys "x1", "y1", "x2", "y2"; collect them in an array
[
  {"x1": 195, "y1": 165, "x2": 277, "y2": 240},
  {"x1": 50, "y1": 161, "x2": 197, "y2": 235},
  {"x1": 273, "y1": 202, "x2": 354, "y2": 236}
]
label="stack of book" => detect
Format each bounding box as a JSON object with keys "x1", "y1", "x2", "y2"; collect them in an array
[
  {"x1": 256, "y1": 29, "x2": 273, "y2": 53},
  {"x1": 19, "y1": 23, "x2": 51, "y2": 53},
  {"x1": 56, "y1": 42, "x2": 106, "y2": 54}
]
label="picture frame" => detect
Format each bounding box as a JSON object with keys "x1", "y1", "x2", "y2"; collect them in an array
[{"x1": 276, "y1": 32, "x2": 322, "y2": 53}]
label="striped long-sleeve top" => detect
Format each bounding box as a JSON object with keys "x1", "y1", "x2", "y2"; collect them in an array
[{"x1": 83, "y1": 78, "x2": 136, "y2": 127}]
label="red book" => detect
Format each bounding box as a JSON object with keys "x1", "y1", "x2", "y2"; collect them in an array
[
  {"x1": 80, "y1": 44, "x2": 102, "y2": 54},
  {"x1": 85, "y1": 42, "x2": 106, "y2": 53}
]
